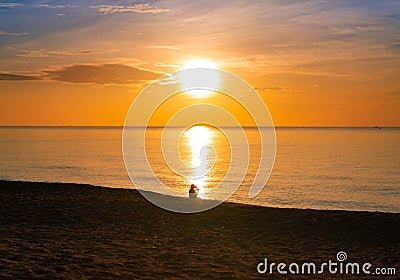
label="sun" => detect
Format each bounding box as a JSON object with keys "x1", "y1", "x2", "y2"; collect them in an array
[
  {"x1": 179, "y1": 59, "x2": 220, "y2": 98},
  {"x1": 182, "y1": 59, "x2": 218, "y2": 70}
]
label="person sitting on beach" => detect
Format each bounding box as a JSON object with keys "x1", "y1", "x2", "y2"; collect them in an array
[{"x1": 189, "y1": 184, "x2": 199, "y2": 198}]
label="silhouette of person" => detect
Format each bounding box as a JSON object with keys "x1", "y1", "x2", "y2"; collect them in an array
[{"x1": 189, "y1": 184, "x2": 199, "y2": 198}]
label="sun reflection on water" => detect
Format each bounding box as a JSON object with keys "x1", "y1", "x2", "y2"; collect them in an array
[{"x1": 181, "y1": 125, "x2": 215, "y2": 198}]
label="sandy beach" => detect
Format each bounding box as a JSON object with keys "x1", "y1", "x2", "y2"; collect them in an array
[{"x1": 0, "y1": 180, "x2": 399, "y2": 279}]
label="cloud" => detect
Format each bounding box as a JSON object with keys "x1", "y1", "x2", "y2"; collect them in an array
[
  {"x1": 16, "y1": 49, "x2": 118, "y2": 58},
  {"x1": 37, "y1": 4, "x2": 66, "y2": 9},
  {"x1": 16, "y1": 50, "x2": 54, "y2": 58},
  {"x1": 0, "y1": 31, "x2": 28, "y2": 36},
  {"x1": 91, "y1": 3, "x2": 170, "y2": 14},
  {"x1": 386, "y1": 42, "x2": 400, "y2": 51},
  {"x1": 256, "y1": 84, "x2": 319, "y2": 94},
  {"x1": 0, "y1": 63, "x2": 160, "y2": 85},
  {"x1": 152, "y1": 73, "x2": 179, "y2": 85},
  {"x1": 0, "y1": 2, "x2": 21, "y2": 12},
  {"x1": 265, "y1": 87, "x2": 286, "y2": 91},
  {"x1": 155, "y1": 62, "x2": 180, "y2": 68},
  {"x1": 0, "y1": 3, "x2": 21, "y2": 8},
  {"x1": 330, "y1": 24, "x2": 379, "y2": 35},
  {"x1": 36, "y1": 4, "x2": 79, "y2": 9},
  {"x1": 255, "y1": 86, "x2": 295, "y2": 92},
  {"x1": 43, "y1": 63, "x2": 163, "y2": 85},
  {"x1": 66, "y1": 50, "x2": 113, "y2": 54},
  {"x1": 0, "y1": 73, "x2": 40, "y2": 81},
  {"x1": 291, "y1": 56, "x2": 399, "y2": 79},
  {"x1": 150, "y1": 45, "x2": 180, "y2": 50},
  {"x1": 387, "y1": 90, "x2": 400, "y2": 97}
]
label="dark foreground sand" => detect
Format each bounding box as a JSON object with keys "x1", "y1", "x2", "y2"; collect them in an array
[{"x1": 0, "y1": 181, "x2": 399, "y2": 279}]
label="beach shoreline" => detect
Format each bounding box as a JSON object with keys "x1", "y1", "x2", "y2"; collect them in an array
[{"x1": 1, "y1": 180, "x2": 399, "y2": 279}]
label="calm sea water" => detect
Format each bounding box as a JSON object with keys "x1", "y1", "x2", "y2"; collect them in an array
[{"x1": 0, "y1": 127, "x2": 399, "y2": 213}]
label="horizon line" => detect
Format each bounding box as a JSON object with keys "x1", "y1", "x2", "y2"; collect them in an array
[{"x1": 0, "y1": 125, "x2": 398, "y2": 129}]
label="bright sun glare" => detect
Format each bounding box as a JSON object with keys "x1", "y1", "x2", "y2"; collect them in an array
[
  {"x1": 180, "y1": 59, "x2": 220, "y2": 98},
  {"x1": 182, "y1": 59, "x2": 218, "y2": 70}
]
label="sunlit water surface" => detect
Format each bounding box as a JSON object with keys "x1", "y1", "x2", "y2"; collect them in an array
[{"x1": 0, "y1": 127, "x2": 399, "y2": 213}]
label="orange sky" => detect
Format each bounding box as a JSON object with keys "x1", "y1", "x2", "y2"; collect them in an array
[{"x1": 0, "y1": 1, "x2": 399, "y2": 126}]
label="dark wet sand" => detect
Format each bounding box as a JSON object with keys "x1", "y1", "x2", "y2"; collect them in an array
[{"x1": 0, "y1": 180, "x2": 399, "y2": 279}]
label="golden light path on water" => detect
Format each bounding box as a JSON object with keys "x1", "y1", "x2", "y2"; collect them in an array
[{"x1": 182, "y1": 125, "x2": 214, "y2": 199}]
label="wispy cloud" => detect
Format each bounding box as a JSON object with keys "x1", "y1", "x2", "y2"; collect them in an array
[
  {"x1": 386, "y1": 90, "x2": 400, "y2": 97},
  {"x1": 0, "y1": 31, "x2": 28, "y2": 36},
  {"x1": 155, "y1": 62, "x2": 180, "y2": 68},
  {"x1": 36, "y1": 4, "x2": 78, "y2": 9},
  {"x1": 43, "y1": 63, "x2": 163, "y2": 85},
  {"x1": 91, "y1": 4, "x2": 170, "y2": 14},
  {"x1": 1, "y1": 63, "x2": 162, "y2": 85},
  {"x1": 16, "y1": 50, "x2": 54, "y2": 58},
  {"x1": 255, "y1": 86, "x2": 305, "y2": 94},
  {"x1": 16, "y1": 49, "x2": 118, "y2": 58},
  {"x1": 37, "y1": 4, "x2": 66, "y2": 9},
  {"x1": 330, "y1": 24, "x2": 380, "y2": 35},
  {"x1": 0, "y1": 3, "x2": 21, "y2": 8},
  {"x1": 259, "y1": 87, "x2": 290, "y2": 91},
  {"x1": 0, "y1": 72, "x2": 40, "y2": 81},
  {"x1": 1, "y1": 60, "x2": 163, "y2": 85},
  {"x1": 150, "y1": 45, "x2": 180, "y2": 50}
]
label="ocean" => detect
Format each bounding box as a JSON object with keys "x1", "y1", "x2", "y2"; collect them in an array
[{"x1": 0, "y1": 126, "x2": 399, "y2": 213}]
